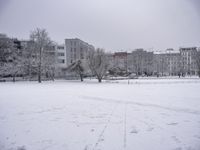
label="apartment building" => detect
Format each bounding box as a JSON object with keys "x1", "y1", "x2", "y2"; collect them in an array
[
  {"x1": 113, "y1": 52, "x2": 128, "y2": 71},
  {"x1": 180, "y1": 47, "x2": 197, "y2": 75},
  {"x1": 130, "y1": 49, "x2": 154, "y2": 75},
  {"x1": 153, "y1": 49, "x2": 181, "y2": 76},
  {"x1": 65, "y1": 38, "x2": 95, "y2": 66},
  {"x1": 55, "y1": 45, "x2": 67, "y2": 68},
  {"x1": 164, "y1": 49, "x2": 181, "y2": 76}
]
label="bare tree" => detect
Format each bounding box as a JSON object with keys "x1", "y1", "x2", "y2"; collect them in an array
[
  {"x1": 87, "y1": 48, "x2": 109, "y2": 82},
  {"x1": 29, "y1": 28, "x2": 54, "y2": 83},
  {"x1": 66, "y1": 60, "x2": 85, "y2": 82}
]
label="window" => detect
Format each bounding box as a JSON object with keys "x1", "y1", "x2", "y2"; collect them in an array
[
  {"x1": 58, "y1": 59, "x2": 65, "y2": 63},
  {"x1": 57, "y1": 52, "x2": 64, "y2": 56},
  {"x1": 57, "y1": 46, "x2": 64, "y2": 49},
  {"x1": 80, "y1": 52, "x2": 84, "y2": 59}
]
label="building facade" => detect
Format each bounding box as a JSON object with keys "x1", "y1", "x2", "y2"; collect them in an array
[
  {"x1": 129, "y1": 49, "x2": 154, "y2": 76},
  {"x1": 65, "y1": 38, "x2": 95, "y2": 66},
  {"x1": 153, "y1": 49, "x2": 181, "y2": 76},
  {"x1": 55, "y1": 45, "x2": 67, "y2": 68},
  {"x1": 113, "y1": 52, "x2": 128, "y2": 71},
  {"x1": 180, "y1": 47, "x2": 197, "y2": 75}
]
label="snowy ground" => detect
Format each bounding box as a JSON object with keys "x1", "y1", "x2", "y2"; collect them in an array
[{"x1": 0, "y1": 79, "x2": 200, "y2": 150}]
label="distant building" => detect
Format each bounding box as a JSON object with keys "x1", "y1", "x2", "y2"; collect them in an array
[
  {"x1": 153, "y1": 53, "x2": 167, "y2": 76},
  {"x1": 165, "y1": 49, "x2": 181, "y2": 76},
  {"x1": 106, "y1": 53, "x2": 115, "y2": 68},
  {"x1": 55, "y1": 45, "x2": 67, "y2": 68},
  {"x1": 179, "y1": 47, "x2": 197, "y2": 75},
  {"x1": 153, "y1": 49, "x2": 181, "y2": 76},
  {"x1": 65, "y1": 38, "x2": 95, "y2": 66},
  {"x1": 113, "y1": 52, "x2": 128, "y2": 71},
  {"x1": 54, "y1": 38, "x2": 95, "y2": 78},
  {"x1": 0, "y1": 33, "x2": 7, "y2": 39},
  {"x1": 130, "y1": 49, "x2": 154, "y2": 75}
]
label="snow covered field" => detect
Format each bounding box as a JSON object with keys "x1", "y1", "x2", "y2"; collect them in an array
[{"x1": 0, "y1": 79, "x2": 200, "y2": 150}]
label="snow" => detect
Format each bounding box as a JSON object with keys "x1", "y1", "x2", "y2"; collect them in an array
[{"x1": 0, "y1": 79, "x2": 200, "y2": 150}]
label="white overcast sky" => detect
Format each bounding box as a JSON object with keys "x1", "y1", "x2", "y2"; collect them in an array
[{"x1": 0, "y1": 0, "x2": 200, "y2": 52}]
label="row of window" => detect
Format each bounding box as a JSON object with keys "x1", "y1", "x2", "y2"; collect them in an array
[
  {"x1": 70, "y1": 47, "x2": 84, "y2": 52},
  {"x1": 70, "y1": 41, "x2": 77, "y2": 46},
  {"x1": 57, "y1": 52, "x2": 65, "y2": 56},
  {"x1": 57, "y1": 46, "x2": 64, "y2": 50}
]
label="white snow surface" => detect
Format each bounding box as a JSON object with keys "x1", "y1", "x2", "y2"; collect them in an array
[{"x1": 0, "y1": 79, "x2": 200, "y2": 150}]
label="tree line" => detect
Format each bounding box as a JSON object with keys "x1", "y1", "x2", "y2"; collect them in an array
[
  {"x1": 1, "y1": 28, "x2": 200, "y2": 83},
  {"x1": 0, "y1": 28, "x2": 57, "y2": 82},
  {"x1": 0, "y1": 28, "x2": 109, "y2": 83}
]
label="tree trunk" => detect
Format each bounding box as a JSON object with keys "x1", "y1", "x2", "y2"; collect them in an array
[
  {"x1": 52, "y1": 69, "x2": 55, "y2": 81},
  {"x1": 38, "y1": 73, "x2": 41, "y2": 83},
  {"x1": 98, "y1": 77, "x2": 102, "y2": 83},
  {"x1": 198, "y1": 70, "x2": 200, "y2": 78},
  {"x1": 38, "y1": 63, "x2": 41, "y2": 83},
  {"x1": 12, "y1": 75, "x2": 15, "y2": 82},
  {"x1": 38, "y1": 47, "x2": 42, "y2": 83},
  {"x1": 80, "y1": 74, "x2": 83, "y2": 82},
  {"x1": 28, "y1": 63, "x2": 32, "y2": 81}
]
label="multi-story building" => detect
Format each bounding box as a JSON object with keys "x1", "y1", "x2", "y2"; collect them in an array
[
  {"x1": 65, "y1": 38, "x2": 95, "y2": 66},
  {"x1": 164, "y1": 49, "x2": 181, "y2": 76},
  {"x1": 130, "y1": 49, "x2": 154, "y2": 76},
  {"x1": 54, "y1": 38, "x2": 95, "y2": 77},
  {"x1": 153, "y1": 52, "x2": 167, "y2": 76},
  {"x1": 55, "y1": 45, "x2": 67, "y2": 68},
  {"x1": 106, "y1": 53, "x2": 115, "y2": 68},
  {"x1": 153, "y1": 49, "x2": 181, "y2": 76},
  {"x1": 180, "y1": 47, "x2": 197, "y2": 75},
  {"x1": 113, "y1": 52, "x2": 128, "y2": 71},
  {"x1": 54, "y1": 45, "x2": 67, "y2": 77}
]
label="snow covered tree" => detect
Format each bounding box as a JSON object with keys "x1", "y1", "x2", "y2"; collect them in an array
[
  {"x1": 29, "y1": 28, "x2": 55, "y2": 83},
  {"x1": 66, "y1": 60, "x2": 85, "y2": 81},
  {"x1": 0, "y1": 34, "x2": 12, "y2": 64},
  {"x1": 0, "y1": 34, "x2": 23, "y2": 81},
  {"x1": 21, "y1": 40, "x2": 37, "y2": 80},
  {"x1": 87, "y1": 48, "x2": 109, "y2": 82}
]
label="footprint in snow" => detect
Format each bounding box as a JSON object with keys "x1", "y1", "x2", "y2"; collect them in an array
[
  {"x1": 167, "y1": 122, "x2": 178, "y2": 126},
  {"x1": 171, "y1": 136, "x2": 181, "y2": 144},
  {"x1": 147, "y1": 127, "x2": 154, "y2": 131},
  {"x1": 130, "y1": 127, "x2": 139, "y2": 134},
  {"x1": 17, "y1": 146, "x2": 26, "y2": 150},
  {"x1": 91, "y1": 129, "x2": 95, "y2": 132},
  {"x1": 185, "y1": 146, "x2": 196, "y2": 150},
  {"x1": 194, "y1": 135, "x2": 200, "y2": 139}
]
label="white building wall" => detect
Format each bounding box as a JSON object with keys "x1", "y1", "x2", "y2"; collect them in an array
[
  {"x1": 55, "y1": 45, "x2": 67, "y2": 68},
  {"x1": 65, "y1": 38, "x2": 95, "y2": 66}
]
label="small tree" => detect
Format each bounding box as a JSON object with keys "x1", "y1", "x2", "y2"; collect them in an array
[
  {"x1": 67, "y1": 60, "x2": 85, "y2": 82},
  {"x1": 88, "y1": 48, "x2": 109, "y2": 82}
]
